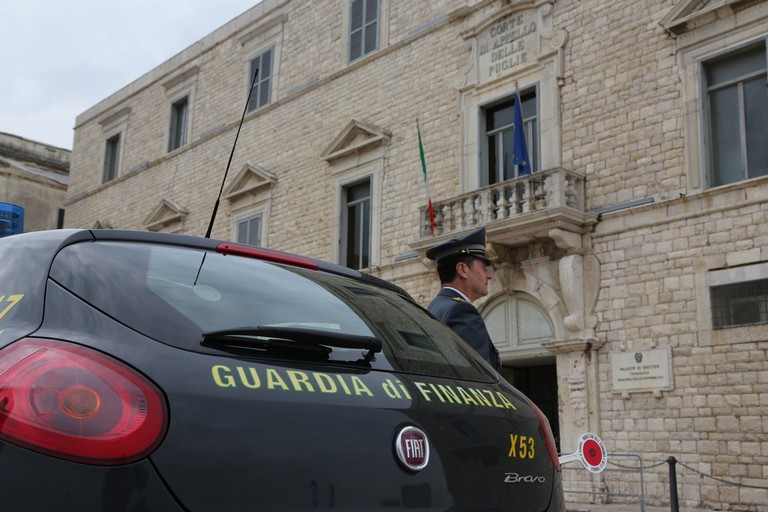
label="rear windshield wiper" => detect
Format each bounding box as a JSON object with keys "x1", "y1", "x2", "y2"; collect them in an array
[{"x1": 201, "y1": 326, "x2": 382, "y2": 361}]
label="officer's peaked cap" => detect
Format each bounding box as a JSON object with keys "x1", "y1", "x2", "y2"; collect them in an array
[{"x1": 426, "y1": 227, "x2": 491, "y2": 265}]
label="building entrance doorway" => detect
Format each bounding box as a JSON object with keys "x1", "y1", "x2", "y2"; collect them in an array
[
  {"x1": 499, "y1": 363, "x2": 560, "y2": 452},
  {"x1": 484, "y1": 292, "x2": 560, "y2": 450}
]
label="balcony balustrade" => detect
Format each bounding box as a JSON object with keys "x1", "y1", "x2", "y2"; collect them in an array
[{"x1": 418, "y1": 168, "x2": 596, "y2": 249}]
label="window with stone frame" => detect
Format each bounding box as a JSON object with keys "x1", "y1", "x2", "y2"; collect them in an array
[
  {"x1": 704, "y1": 41, "x2": 768, "y2": 188},
  {"x1": 348, "y1": 0, "x2": 380, "y2": 63},
  {"x1": 711, "y1": 278, "x2": 768, "y2": 329},
  {"x1": 102, "y1": 133, "x2": 122, "y2": 183},
  {"x1": 246, "y1": 47, "x2": 273, "y2": 113},
  {"x1": 341, "y1": 178, "x2": 371, "y2": 270},
  {"x1": 482, "y1": 89, "x2": 538, "y2": 186},
  {"x1": 168, "y1": 95, "x2": 189, "y2": 152},
  {"x1": 707, "y1": 262, "x2": 768, "y2": 330},
  {"x1": 236, "y1": 213, "x2": 262, "y2": 247}
]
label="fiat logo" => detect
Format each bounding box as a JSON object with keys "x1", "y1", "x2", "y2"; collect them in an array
[{"x1": 395, "y1": 426, "x2": 430, "y2": 471}]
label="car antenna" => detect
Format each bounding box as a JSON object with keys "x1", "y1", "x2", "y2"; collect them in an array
[{"x1": 205, "y1": 68, "x2": 259, "y2": 238}]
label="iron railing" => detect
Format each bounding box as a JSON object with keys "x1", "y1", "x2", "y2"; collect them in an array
[{"x1": 562, "y1": 452, "x2": 647, "y2": 511}]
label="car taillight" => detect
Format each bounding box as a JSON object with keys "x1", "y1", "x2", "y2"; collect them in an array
[
  {"x1": 0, "y1": 338, "x2": 167, "y2": 465},
  {"x1": 526, "y1": 397, "x2": 561, "y2": 472}
]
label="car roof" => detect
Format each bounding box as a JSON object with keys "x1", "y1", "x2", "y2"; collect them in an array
[{"x1": 4, "y1": 229, "x2": 412, "y2": 299}]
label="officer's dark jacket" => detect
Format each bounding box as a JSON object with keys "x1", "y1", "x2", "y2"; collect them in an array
[{"x1": 428, "y1": 288, "x2": 499, "y2": 368}]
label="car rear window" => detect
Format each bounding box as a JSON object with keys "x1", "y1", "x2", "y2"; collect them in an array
[
  {"x1": 0, "y1": 233, "x2": 55, "y2": 342},
  {"x1": 50, "y1": 241, "x2": 493, "y2": 381}
]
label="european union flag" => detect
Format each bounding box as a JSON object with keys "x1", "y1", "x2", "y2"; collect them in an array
[{"x1": 513, "y1": 89, "x2": 531, "y2": 176}]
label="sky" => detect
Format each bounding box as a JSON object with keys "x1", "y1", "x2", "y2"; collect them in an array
[{"x1": 0, "y1": 0, "x2": 260, "y2": 150}]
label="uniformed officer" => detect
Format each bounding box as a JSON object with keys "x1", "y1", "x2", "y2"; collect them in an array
[{"x1": 426, "y1": 227, "x2": 500, "y2": 368}]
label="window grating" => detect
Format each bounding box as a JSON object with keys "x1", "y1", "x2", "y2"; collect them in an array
[{"x1": 710, "y1": 278, "x2": 768, "y2": 329}]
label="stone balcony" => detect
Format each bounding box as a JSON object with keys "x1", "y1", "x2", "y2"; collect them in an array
[{"x1": 413, "y1": 167, "x2": 598, "y2": 255}]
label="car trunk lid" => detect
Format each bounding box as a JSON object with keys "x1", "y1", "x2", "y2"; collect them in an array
[{"x1": 149, "y1": 353, "x2": 559, "y2": 511}]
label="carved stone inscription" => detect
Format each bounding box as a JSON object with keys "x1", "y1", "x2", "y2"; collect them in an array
[{"x1": 478, "y1": 11, "x2": 537, "y2": 82}]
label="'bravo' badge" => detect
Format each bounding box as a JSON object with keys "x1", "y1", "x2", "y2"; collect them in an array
[{"x1": 395, "y1": 426, "x2": 430, "y2": 471}]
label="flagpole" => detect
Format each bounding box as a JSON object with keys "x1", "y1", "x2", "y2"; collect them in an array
[
  {"x1": 417, "y1": 119, "x2": 436, "y2": 233},
  {"x1": 513, "y1": 83, "x2": 531, "y2": 176}
]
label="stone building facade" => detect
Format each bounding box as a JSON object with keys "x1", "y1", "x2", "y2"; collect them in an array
[
  {"x1": 0, "y1": 132, "x2": 69, "y2": 235},
  {"x1": 66, "y1": 0, "x2": 768, "y2": 509}
]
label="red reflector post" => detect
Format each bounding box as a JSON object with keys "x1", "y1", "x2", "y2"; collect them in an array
[{"x1": 0, "y1": 338, "x2": 168, "y2": 465}]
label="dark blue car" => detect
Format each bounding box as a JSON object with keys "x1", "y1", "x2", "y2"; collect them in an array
[{"x1": 0, "y1": 229, "x2": 564, "y2": 511}]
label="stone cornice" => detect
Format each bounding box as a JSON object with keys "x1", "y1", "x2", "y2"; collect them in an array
[{"x1": 542, "y1": 338, "x2": 605, "y2": 354}]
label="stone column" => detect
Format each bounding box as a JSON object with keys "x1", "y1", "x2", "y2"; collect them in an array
[
  {"x1": 543, "y1": 228, "x2": 606, "y2": 498},
  {"x1": 543, "y1": 339, "x2": 604, "y2": 453}
]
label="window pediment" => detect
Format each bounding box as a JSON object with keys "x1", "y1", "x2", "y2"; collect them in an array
[
  {"x1": 143, "y1": 198, "x2": 188, "y2": 232},
  {"x1": 162, "y1": 66, "x2": 200, "y2": 91},
  {"x1": 463, "y1": 0, "x2": 537, "y2": 37},
  {"x1": 92, "y1": 220, "x2": 113, "y2": 230},
  {"x1": 237, "y1": 14, "x2": 287, "y2": 47},
  {"x1": 224, "y1": 163, "x2": 277, "y2": 201},
  {"x1": 322, "y1": 120, "x2": 391, "y2": 162},
  {"x1": 98, "y1": 107, "x2": 131, "y2": 129},
  {"x1": 659, "y1": 0, "x2": 757, "y2": 36}
]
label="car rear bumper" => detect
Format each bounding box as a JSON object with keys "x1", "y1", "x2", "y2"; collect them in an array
[{"x1": 0, "y1": 441, "x2": 184, "y2": 511}]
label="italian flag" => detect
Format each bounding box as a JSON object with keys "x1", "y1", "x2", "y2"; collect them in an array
[{"x1": 417, "y1": 120, "x2": 436, "y2": 233}]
